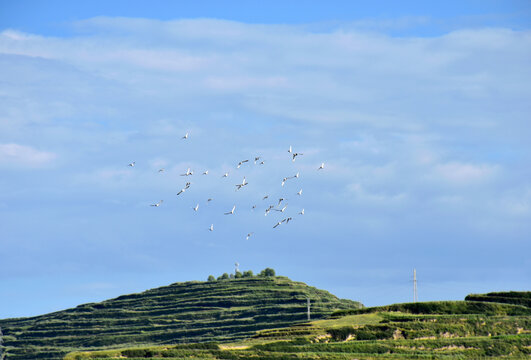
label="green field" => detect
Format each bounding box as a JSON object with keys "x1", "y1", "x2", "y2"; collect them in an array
[{"x1": 0, "y1": 275, "x2": 361, "y2": 359}]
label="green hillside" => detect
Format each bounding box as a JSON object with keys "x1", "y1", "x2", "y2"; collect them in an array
[
  {"x1": 0, "y1": 274, "x2": 361, "y2": 360},
  {"x1": 465, "y1": 291, "x2": 531, "y2": 308},
  {"x1": 67, "y1": 292, "x2": 531, "y2": 359}
]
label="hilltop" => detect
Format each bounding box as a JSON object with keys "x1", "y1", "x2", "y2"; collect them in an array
[
  {"x1": 0, "y1": 273, "x2": 362, "y2": 359},
  {"x1": 67, "y1": 291, "x2": 531, "y2": 359}
]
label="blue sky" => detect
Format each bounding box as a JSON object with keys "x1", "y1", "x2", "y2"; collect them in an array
[{"x1": 1, "y1": 1, "x2": 530, "y2": 318}]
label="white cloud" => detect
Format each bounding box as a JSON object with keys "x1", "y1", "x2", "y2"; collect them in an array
[
  {"x1": 432, "y1": 162, "x2": 498, "y2": 185},
  {"x1": 0, "y1": 143, "x2": 56, "y2": 167}
]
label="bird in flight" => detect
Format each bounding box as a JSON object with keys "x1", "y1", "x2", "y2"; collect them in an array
[
  {"x1": 181, "y1": 168, "x2": 193, "y2": 176},
  {"x1": 237, "y1": 159, "x2": 249, "y2": 168},
  {"x1": 299, "y1": 208, "x2": 305, "y2": 215},
  {"x1": 252, "y1": 205, "x2": 257, "y2": 210},
  {"x1": 202, "y1": 170, "x2": 209, "y2": 175},
  {"x1": 281, "y1": 177, "x2": 287, "y2": 187},
  {"x1": 296, "y1": 189, "x2": 302, "y2": 196},
  {"x1": 285, "y1": 217, "x2": 293, "y2": 224},
  {"x1": 207, "y1": 198, "x2": 213, "y2": 202},
  {"x1": 224, "y1": 205, "x2": 236, "y2": 215},
  {"x1": 182, "y1": 132, "x2": 189, "y2": 139},
  {"x1": 288, "y1": 145, "x2": 292, "y2": 153},
  {"x1": 222, "y1": 172, "x2": 229, "y2": 178},
  {"x1": 128, "y1": 161, "x2": 135, "y2": 167},
  {"x1": 292, "y1": 153, "x2": 303, "y2": 161},
  {"x1": 263, "y1": 195, "x2": 269, "y2": 200},
  {"x1": 209, "y1": 224, "x2": 214, "y2": 232},
  {"x1": 150, "y1": 200, "x2": 163, "y2": 207},
  {"x1": 235, "y1": 177, "x2": 248, "y2": 190},
  {"x1": 193, "y1": 204, "x2": 199, "y2": 212},
  {"x1": 318, "y1": 162, "x2": 325, "y2": 170},
  {"x1": 246, "y1": 232, "x2": 254, "y2": 240},
  {"x1": 275, "y1": 205, "x2": 287, "y2": 213},
  {"x1": 254, "y1": 156, "x2": 261, "y2": 164},
  {"x1": 273, "y1": 221, "x2": 282, "y2": 228},
  {"x1": 278, "y1": 198, "x2": 285, "y2": 206},
  {"x1": 177, "y1": 188, "x2": 186, "y2": 195},
  {"x1": 259, "y1": 161, "x2": 265, "y2": 165},
  {"x1": 185, "y1": 182, "x2": 191, "y2": 189},
  {"x1": 158, "y1": 168, "x2": 165, "y2": 173}
]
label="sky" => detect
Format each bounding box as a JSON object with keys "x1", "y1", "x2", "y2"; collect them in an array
[{"x1": 0, "y1": 1, "x2": 530, "y2": 318}]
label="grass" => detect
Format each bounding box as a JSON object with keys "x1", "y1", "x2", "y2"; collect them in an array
[
  {"x1": 0, "y1": 276, "x2": 361, "y2": 359},
  {"x1": 65, "y1": 292, "x2": 531, "y2": 359}
]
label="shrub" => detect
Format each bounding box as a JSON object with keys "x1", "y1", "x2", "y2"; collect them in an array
[
  {"x1": 260, "y1": 268, "x2": 276, "y2": 277},
  {"x1": 207, "y1": 275, "x2": 216, "y2": 282},
  {"x1": 235, "y1": 271, "x2": 243, "y2": 278},
  {"x1": 242, "y1": 270, "x2": 253, "y2": 277},
  {"x1": 218, "y1": 273, "x2": 229, "y2": 280}
]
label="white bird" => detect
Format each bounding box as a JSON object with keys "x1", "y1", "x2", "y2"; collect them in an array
[
  {"x1": 128, "y1": 161, "x2": 135, "y2": 167},
  {"x1": 265, "y1": 208, "x2": 271, "y2": 216},
  {"x1": 285, "y1": 217, "x2": 293, "y2": 224},
  {"x1": 288, "y1": 145, "x2": 292, "y2": 153},
  {"x1": 246, "y1": 232, "x2": 253, "y2": 240},
  {"x1": 252, "y1": 205, "x2": 257, "y2": 210},
  {"x1": 294, "y1": 172, "x2": 300, "y2": 178},
  {"x1": 224, "y1": 205, "x2": 236, "y2": 215},
  {"x1": 318, "y1": 162, "x2": 325, "y2": 170},
  {"x1": 254, "y1": 156, "x2": 261, "y2": 164},
  {"x1": 278, "y1": 198, "x2": 285, "y2": 206},
  {"x1": 273, "y1": 221, "x2": 282, "y2": 228},
  {"x1": 177, "y1": 188, "x2": 186, "y2": 195},
  {"x1": 150, "y1": 200, "x2": 163, "y2": 207},
  {"x1": 237, "y1": 160, "x2": 249, "y2": 168},
  {"x1": 182, "y1": 132, "x2": 189, "y2": 139},
  {"x1": 185, "y1": 182, "x2": 191, "y2": 189},
  {"x1": 158, "y1": 168, "x2": 165, "y2": 173},
  {"x1": 275, "y1": 205, "x2": 287, "y2": 213},
  {"x1": 222, "y1": 172, "x2": 229, "y2": 178},
  {"x1": 281, "y1": 177, "x2": 287, "y2": 187},
  {"x1": 181, "y1": 168, "x2": 193, "y2": 176},
  {"x1": 299, "y1": 208, "x2": 305, "y2": 215},
  {"x1": 292, "y1": 153, "x2": 303, "y2": 162},
  {"x1": 209, "y1": 224, "x2": 214, "y2": 232},
  {"x1": 203, "y1": 170, "x2": 209, "y2": 175},
  {"x1": 259, "y1": 161, "x2": 265, "y2": 165},
  {"x1": 193, "y1": 204, "x2": 199, "y2": 211},
  {"x1": 235, "y1": 177, "x2": 248, "y2": 190},
  {"x1": 296, "y1": 189, "x2": 302, "y2": 196}
]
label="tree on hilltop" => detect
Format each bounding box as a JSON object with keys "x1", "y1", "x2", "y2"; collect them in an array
[
  {"x1": 242, "y1": 270, "x2": 253, "y2": 277},
  {"x1": 259, "y1": 268, "x2": 276, "y2": 277},
  {"x1": 207, "y1": 275, "x2": 216, "y2": 282},
  {"x1": 218, "y1": 273, "x2": 229, "y2": 280}
]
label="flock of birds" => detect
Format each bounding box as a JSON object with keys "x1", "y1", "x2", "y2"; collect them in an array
[{"x1": 127, "y1": 132, "x2": 325, "y2": 240}]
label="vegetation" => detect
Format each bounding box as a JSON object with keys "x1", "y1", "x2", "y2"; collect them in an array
[
  {"x1": 465, "y1": 291, "x2": 531, "y2": 308},
  {"x1": 0, "y1": 274, "x2": 361, "y2": 359},
  {"x1": 66, "y1": 291, "x2": 531, "y2": 360}
]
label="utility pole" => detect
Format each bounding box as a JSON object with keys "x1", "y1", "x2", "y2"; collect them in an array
[
  {"x1": 413, "y1": 269, "x2": 418, "y2": 303},
  {"x1": 306, "y1": 296, "x2": 311, "y2": 321}
]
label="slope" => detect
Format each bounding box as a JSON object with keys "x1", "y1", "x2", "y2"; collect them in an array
[
  {"x1": 0, "y1": 275, "x2": 362, "y2": 360},
  {"x1": 69, "y1": 292, "x2": 531, "y2": 359}
]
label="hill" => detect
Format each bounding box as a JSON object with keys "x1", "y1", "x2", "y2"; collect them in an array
[
  {"x1": 68, "y1": 292, "x2": 531, "y2": 359},
  {"x1": 465, "y1": 291, "x2": 531, "y2": 308},
  {"x1": 0, "y1": 275, "x2": 362, "y2": 360}
]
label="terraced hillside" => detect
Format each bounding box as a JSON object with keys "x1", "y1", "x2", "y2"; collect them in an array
[
  {"x1": 68, "y1": 293, "x2": 531, "y2": 359},
  {"x1": 465, "y1": 291, "x2": 531, "y2": 308},
  {"x1": 0, "y1": 275, "x2": 362, "y2": 360}
]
